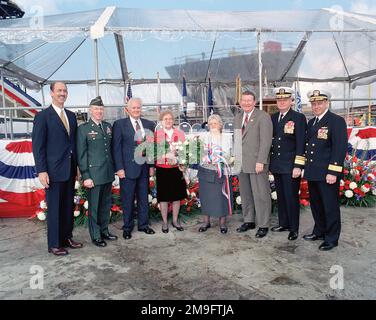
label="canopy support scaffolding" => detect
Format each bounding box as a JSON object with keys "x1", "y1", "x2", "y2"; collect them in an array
[{"x1": 257, "y1": 30, "x2": 263, "y2": 111}]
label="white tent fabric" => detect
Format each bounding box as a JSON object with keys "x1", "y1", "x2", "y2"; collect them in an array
[{"x1": 0, "y1": 7, "x2": 376, "y2": 109}]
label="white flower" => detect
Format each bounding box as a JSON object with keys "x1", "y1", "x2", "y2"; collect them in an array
[
  {"x1": 112, "y1": 175, "x2": 120, "y2": 188},
  {"x1": 74, "y1": 210, "x2": 80, "y2": 217},
  {"x1": 151, "y1": 198, "x2": 158, "y2": 205},
  {"x1": 236, "y1": 196, "x2": 242, "y2": 205},
  {"x1": 368, "y1": 173, "x2": 375, "y2": 181},
  {"x1": 74, "y1": 180, "x2": 80, "y2": 190},
  {"x1": 148, "y1": 195, "x2": 153, "y2": 203},
  {"x1": 361, "y1": 185, "x2": 370, "y2": 193},
  {"x1": 188, "y1": 153, "x2": 193, "y2": 157},
  {"x1": 39, "y1": 200, "x2": 47, "y2": 209},
  {"x1": 345, "y1": 190, "x2": 354, "y2": 198},
  {"x1": 271, "y1": 191, "x2": 277, "y2": 200},
  {"x1": 268, "y1": 175, "x2": 275, "y2": 182},
  {"x1": 190, "y1": 192, "x2": 196, "y2": 198},
  {"x1": 349, "y1": 182, "x2": 358, "y2": 190},
  {"x1": 372, "y1": 189, "x2": 376, "y2": 196},
  {"x1": 197, "y1": 202, "x2": 201, "y2": 208},
  {"x1": 350, "y1": 169, "x2": 359, "y2": 176},
  {"x1": 184, "y1": 141, "x2": 189, "y2": 146},
  {"x1": 181, "y1": 159, "x2": 186, "y2": 165},
  {"x1": 179, "y1": 146, "x2": 184, "y2": 151},
  {"x1": 340, "y1": 180, "x2": 345, "y2": 187},
  {"x1": 83, "y1": 201, "x2": 89, "y2": 210},
  {"x1": 37, "y1": 211, "x2": 46, "y2": 221}
]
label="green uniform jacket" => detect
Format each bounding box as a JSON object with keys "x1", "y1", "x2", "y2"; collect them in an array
[{"x1": 77, "y1": 118, "x2": 115, "y2": 185}]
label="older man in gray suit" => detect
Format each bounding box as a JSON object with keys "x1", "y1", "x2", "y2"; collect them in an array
[{"x1": 234, "y1": 91, "x2": 273, "y2": 238}]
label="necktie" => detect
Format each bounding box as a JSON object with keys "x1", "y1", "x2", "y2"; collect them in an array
[
  {"x1": 135, "y1": 120, "x2": 142, "y2": 144},
  {"x1": 279, "y1": 113, "x2": 284, "y2": 122},
  {"x1": 98, "y1": 122, "x2": 104, "y2": 133},
  {"x1": 242, "y1": 113, "x2": 249, "y2": 135},
  {"x1": 313, "y1": 117, "x2": 319, "y2": 126},
  {"x1": 60, "y1": 109, "x2": 69, "y2": 135},
  {"x1": 135, "y1": 120, "x2": 141, "y2": 132}
]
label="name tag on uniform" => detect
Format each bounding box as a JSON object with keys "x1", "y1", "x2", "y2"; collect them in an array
[
  {"x1": 317, "y1": 127, "x2": 328, "y2": 140},
  {"x1": 284, "y1": 121, "x2": 295, "y2": 134},
  {"x1": 106, "y1": 127, "x2": 112, "y2": 135}
]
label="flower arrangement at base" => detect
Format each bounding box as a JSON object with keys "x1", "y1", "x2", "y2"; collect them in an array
[{"x1": 340, "y1": 153, "x2": 376, "y2": 207}]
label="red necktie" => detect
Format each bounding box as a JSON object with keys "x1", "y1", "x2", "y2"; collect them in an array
[{"x1": 242, "y1": 113, "x2": 249, "y2": 135}]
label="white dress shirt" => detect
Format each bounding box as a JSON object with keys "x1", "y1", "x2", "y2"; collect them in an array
[
  {"x1": 242, "y1": 108, "x2": 255, "y2": 128},
  {"x1": 129, "y1": 116, "x2": 145, "y2": 137},
  {"x1": 52, "y1": 103, "x2": 69, "y2": 132}
]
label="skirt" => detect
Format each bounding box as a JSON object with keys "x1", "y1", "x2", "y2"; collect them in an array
[
  {"x1": 198, "y1": 166, "x2": 233, "y2": 218},
  {"x1": 156, "y1": 167, "x2": 187, "y2": 202}
]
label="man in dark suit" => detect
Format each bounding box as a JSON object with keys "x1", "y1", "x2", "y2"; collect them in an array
[
  {"x1": 112, "y1": 97, "x2": 156, "y2": 240},
  {"x1": 77, "y1": 96, "x2": 117, "y2": 248},
  {"x1": 303, "y1": 89, "x2": 348, "y2": 251},
  {"x1": 32, "y1": 82, "x2": 83, "y2": 256},
  {"x1": 270, "y1": 87, "x2": 307, "y2": 241}
]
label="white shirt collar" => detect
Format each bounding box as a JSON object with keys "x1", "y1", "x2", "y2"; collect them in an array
[
  {"x1": 52, "y1": 103, "x2": 64, "y2": 114},
  {"x1": 164, "y1": 127, "x2": 174, "y2": 138},
  {"x1": 280, "y1": 108, "x2": 290, "y2": 117},
  {"x1": 317, "y1": 108, "x2": 329, "y2": 122}
]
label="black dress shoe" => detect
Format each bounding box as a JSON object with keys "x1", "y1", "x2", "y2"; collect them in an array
[
  {"x1": 92, "y1": 239, "x2": 107, "y2": 247},
  {"x1": 162, "y1": 224, "x2": 169, "y2": 234},
  {"x1": 303, "y1": 233, "x2": 324, "y2": 241},
  {"x1": 236, "y1": 222, "x2": 256, "y2": 233},
  {"x1": 101, "y1": 233, "x2": 118, "y2": 241},
  {"x1": 271, "y1": 226, "x2": 289, "y2": 232},
  {"x1": 138, "y1": 227, "x2": 155, "y2": 235},
  {"x1": 319, "y1": 242, "x2": 338, "y2": 251},
  {"x1": 171, "y1": 222, "x2": 184, "y2": 231},
  {"x1": 48, "y1": 247, "x2": 69, "y2": 256},
  {"x1": 220, "y1": 226, "x2": 228, "y2": 234},
  {"x1": 288, "y1": 232, "x2": 298, "y2": 241},
  {"x1": 64, "y1": 238, "x2": 83, "y2": 249},
  {"x1": 198, "y1": 224, "x2": 211, "y2": 232},
  {"x1": 255, "y1": 228, "x2": 269, "y2": 238},
  {"x1": 123, "y1": 231, "x2": 132, "y2": 240}
]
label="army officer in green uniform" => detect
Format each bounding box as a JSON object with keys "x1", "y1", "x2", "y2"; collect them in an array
[{"x1": 77, "y1": 96, "x2": 118, "y2": 247}]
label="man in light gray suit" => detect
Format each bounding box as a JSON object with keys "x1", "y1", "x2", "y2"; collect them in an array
[{"x1": 234, "y1": 91, "x2": 273, "y2": 238}]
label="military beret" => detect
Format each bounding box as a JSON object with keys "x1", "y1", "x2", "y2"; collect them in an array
[
  {"x1": 307, "y1": 89, "x2": 331, "y2": 102},
  {"x1": 89, "y1": 96, "x2": 104, "y2": 106},
  {"x1": 274, "y1": 87, "x2": 294, "y2": 99}
]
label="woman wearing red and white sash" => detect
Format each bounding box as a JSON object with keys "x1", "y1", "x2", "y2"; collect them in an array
[
  {"x1": 198, "y1": 114, "x2": 233, "y2": 234},
  {"x1": 154, "y1": 110, "x2": 187, "y2": 233}
]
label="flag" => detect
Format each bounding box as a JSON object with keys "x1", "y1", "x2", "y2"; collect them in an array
[
  {"x1": 208, "y1": 77, "x2": 214, "y2": 116},
  {"x1": 295, "y1": 81, "x2": 302, "y2": 113},
  {"x1": 182, "y1": 75, "x2": 188, "y2": 121},
  {"x1": 126, "y1": 80, "x2": 132, "y2": 102},
  {"x1": 235, "y1": 74, "x2": 242, "y2": 105},
  {"x1": 156, "y1": 72, "x2": 161, "y2": 113},
  {"x1": 0, "y1": 139, "x2": 45, "y2": 218}
]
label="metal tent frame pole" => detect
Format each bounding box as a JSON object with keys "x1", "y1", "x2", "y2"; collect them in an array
[
  {"x1": 1, "y1": 70, "x2": 8, "y2": 139},
  {"x1": 257, "y1": 31, "x2": 263, "y2": 111},
  {"x1": 94, "y1": 39, "x2": 100, "y2": 96}
]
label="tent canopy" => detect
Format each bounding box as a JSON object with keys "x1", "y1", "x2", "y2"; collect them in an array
[{"x1": 0, "y1": 7, "x2": 375, "y2": 90}]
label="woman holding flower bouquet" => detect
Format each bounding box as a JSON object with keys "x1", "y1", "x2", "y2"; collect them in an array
[
  {"x1": 154, "y1": 110, "x2": 187, "y2": 233},
  {"x1": 198, "y1": 114, "x2": 233, "y2": 234}
]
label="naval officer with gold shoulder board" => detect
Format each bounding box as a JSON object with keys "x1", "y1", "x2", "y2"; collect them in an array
[
  {"x1": 303, "y1": 89, "x2": 347, "y2": 251},
  {"x1": 270, "y1": 87, "x2": 307, "y2": 241}
]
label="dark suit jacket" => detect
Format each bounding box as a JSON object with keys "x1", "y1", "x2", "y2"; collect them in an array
[
  {"x1": 304, "y1": 110, "x2": 348, "y2": 181},
  {"x1": 32, "y1": 105, "x2": 77, "y2": 182},
  {"x1": 112, "y1": 117, "x2": 155, "y2": 179},
  {"x1": 270, "y1": 109, "x2": 307, "y2": 174}
]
